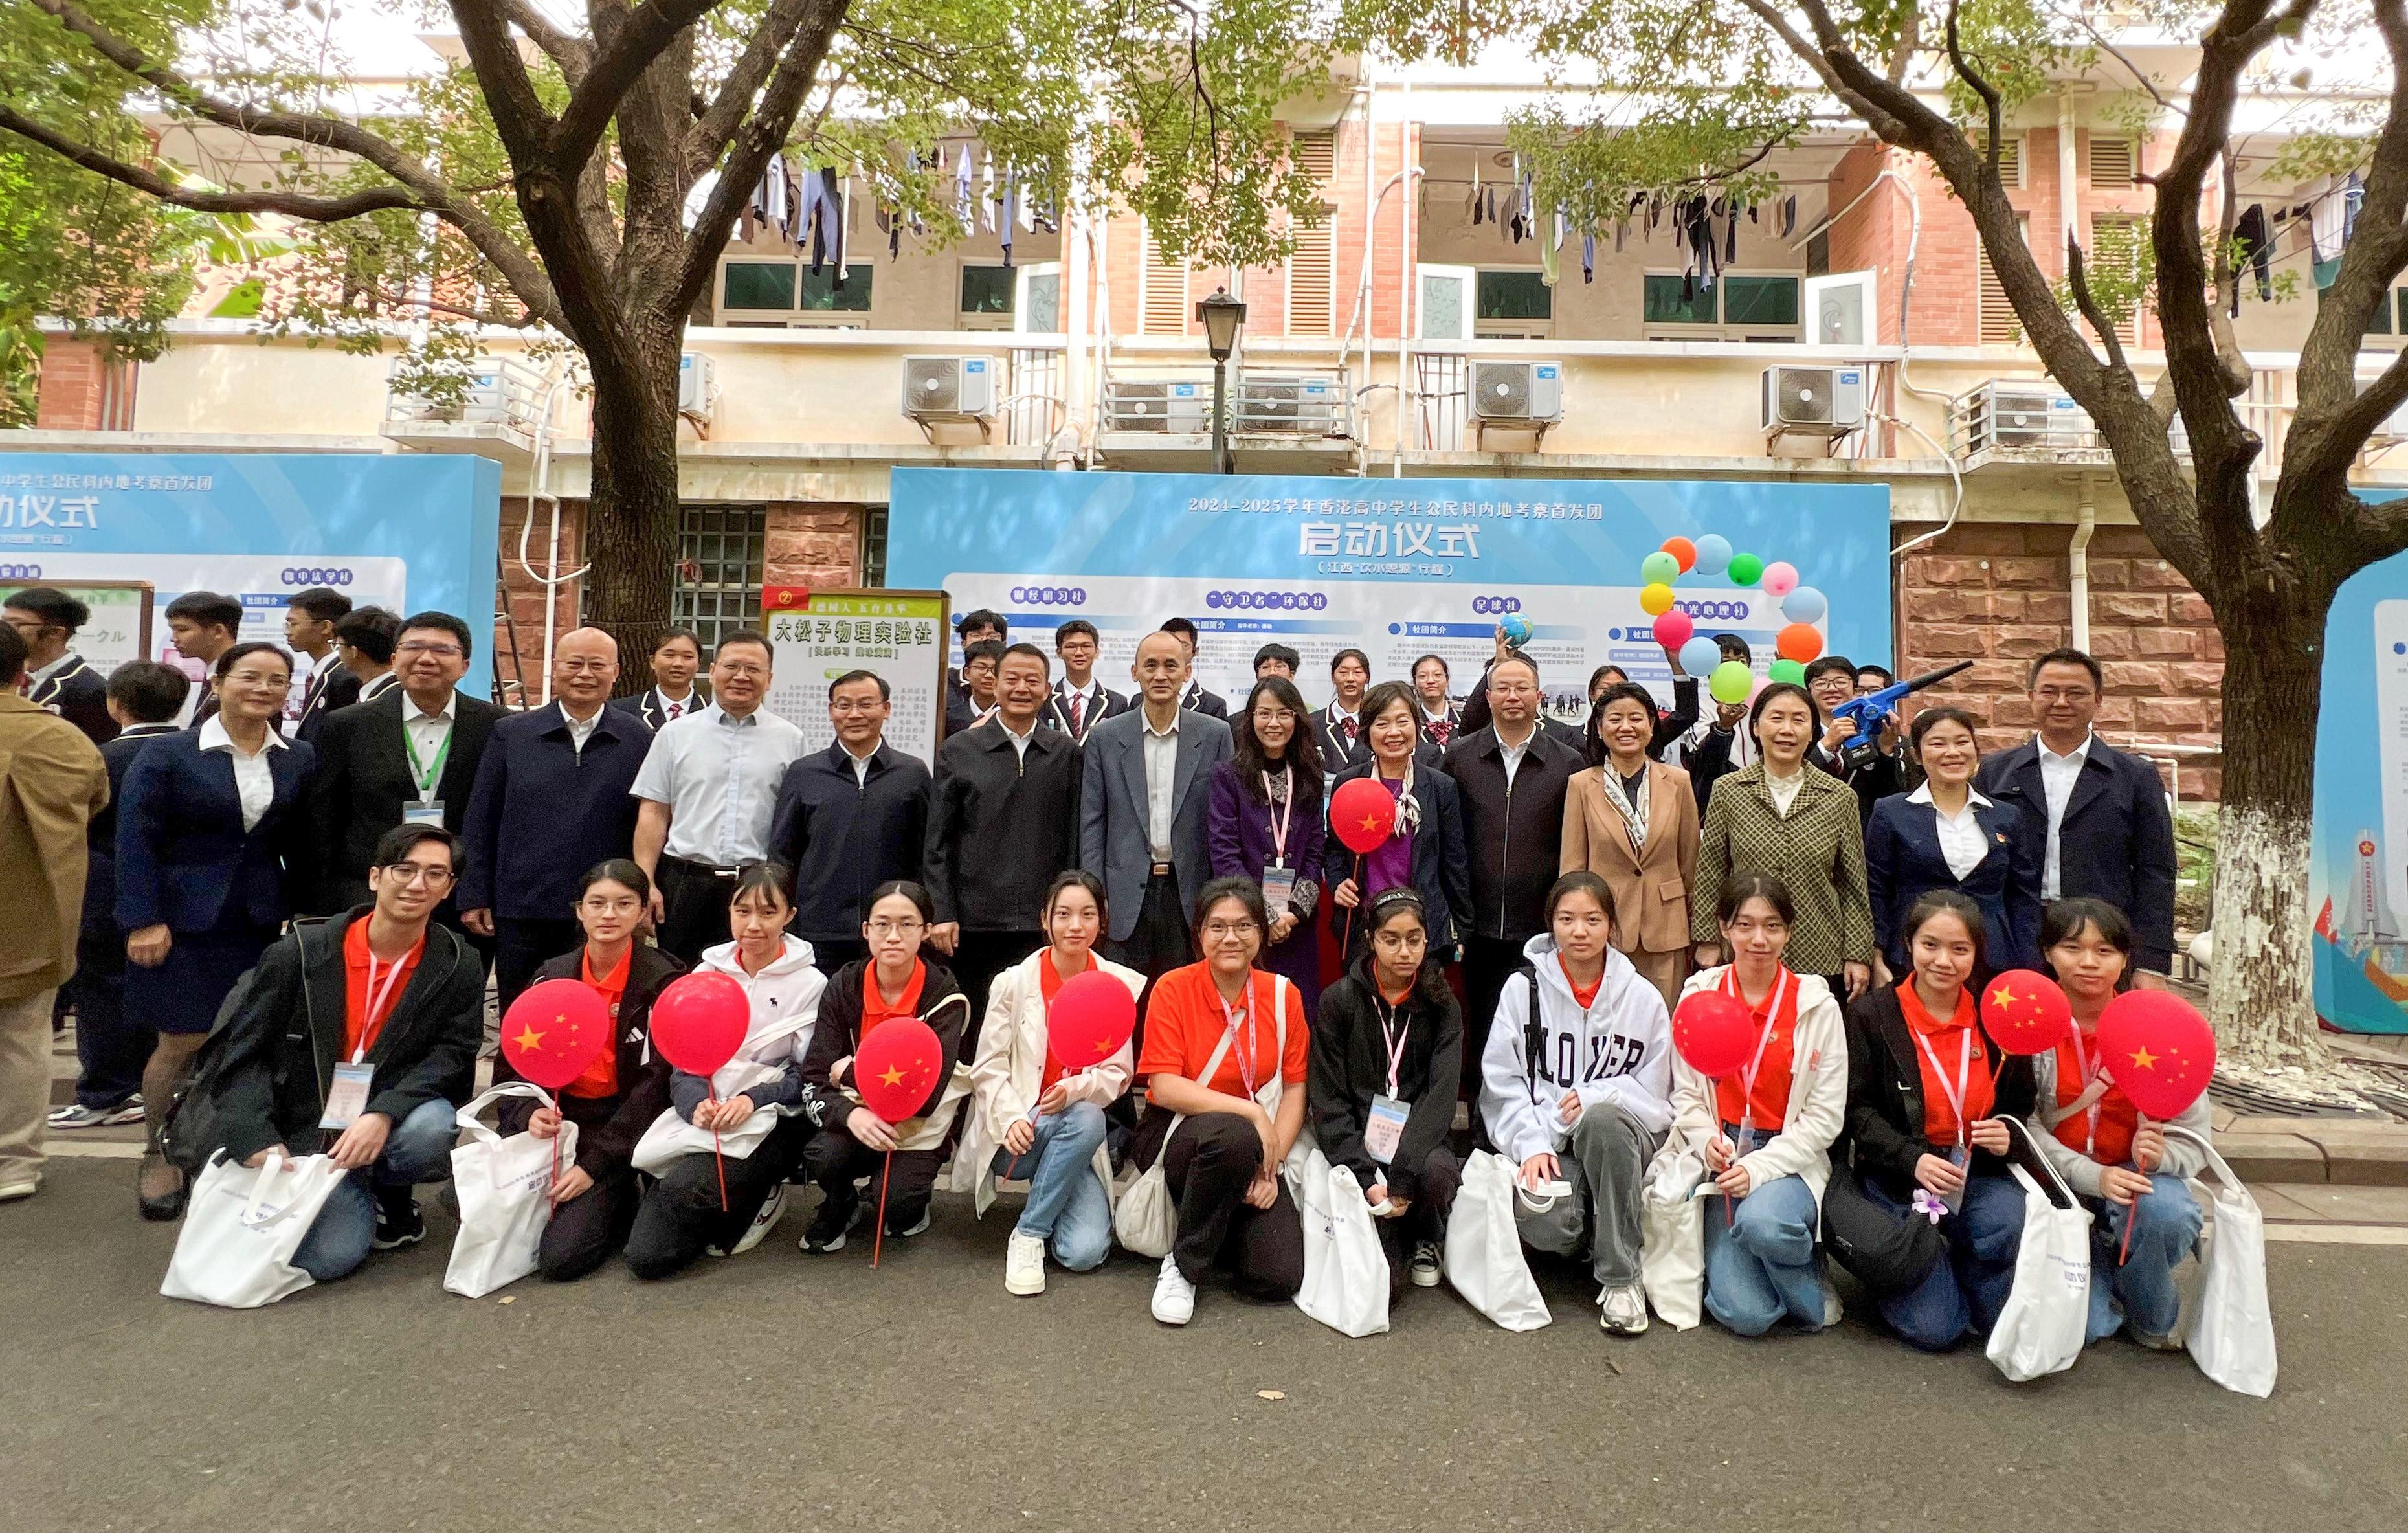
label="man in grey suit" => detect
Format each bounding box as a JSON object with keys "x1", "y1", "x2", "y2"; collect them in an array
[{"x1": 1079, "y1": 631, "x2": 1234, "y2": 985}]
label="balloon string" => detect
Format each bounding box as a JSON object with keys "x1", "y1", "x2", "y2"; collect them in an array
[
  {"x1": 709, "y1": 1084, "x2": 728, "y2": 1213},
  {"x1": 871, "y1": 1151, "x2": 893, "y2": 1268},
  {"x1": 2118, "y1": 1114, "x2": 2148, "y2": 1266},
  {"x1": 546, "y1": 1086, "x2": 561, "y2": 1202},
  {"x1": 1338, "y1": 851, "x2": 1362, "y2": 957}
]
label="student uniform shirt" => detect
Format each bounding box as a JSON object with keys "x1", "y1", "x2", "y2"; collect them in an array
[
  {"x1": 2049, "y1": 1029, "x2": 2139, "y2": 1166},
  {"x1": 1712, "y1": 970, "x2": 1798, "y2": 1132},
  {"x1": 567, "y1": 945, "x2": 630, "y2": 1099},
  {"x1": 1137, "y1": 962, "x2": 1310, "y2": 1104},
  {"x1": 1896, "y1": 980, "x2": 1993, "y2": 1145},
  {"x1": 342, "y1": 919, "x2": 426, "y2": 1062},
  {"x1": 860, "y1": 958, "x2": 928, "y2": 1036}
]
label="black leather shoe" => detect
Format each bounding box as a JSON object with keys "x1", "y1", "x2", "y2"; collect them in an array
[{"x1": 136, "y1": 1157, "x2": 188, "y2": 1222}]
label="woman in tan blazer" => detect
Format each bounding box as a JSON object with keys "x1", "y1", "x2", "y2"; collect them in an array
[{"x1": 1561, "y1": 682, "x2": 1701, "y2": 1011}]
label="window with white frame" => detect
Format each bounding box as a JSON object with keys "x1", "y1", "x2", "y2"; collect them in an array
[{"x1": 1641, "y1": 271, "x2": 1802, "y2": 341}]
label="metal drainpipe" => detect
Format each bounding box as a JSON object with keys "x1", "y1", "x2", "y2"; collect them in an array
[{"x1": 2069, "y1": 480, "x2": 2097, "y2": 653}]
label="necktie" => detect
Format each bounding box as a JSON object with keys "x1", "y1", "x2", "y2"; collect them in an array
[
  {"x1": 1068, "y1": 691, "x2": 1084, "y2": 735},
  {"x1": 666, "y1": 698, "x2": 681, "y2": 721},
  {"x1": 1341, "y1": 715, "x2": 1357, "y2": 744}
]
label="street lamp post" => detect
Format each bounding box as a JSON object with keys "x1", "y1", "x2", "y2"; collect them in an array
[{"x1": 1197, "y1": 287, "x2": 1246, "y2": 475}]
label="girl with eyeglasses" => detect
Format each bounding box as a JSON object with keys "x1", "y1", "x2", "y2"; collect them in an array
[
  {"x1": 1307, "y1": 888, "x2": 1464, "y2": 1300},
  {"x1": 493, "y1": 860, "x2": 682, "y2": 1281},
  {"x1": 1132, "y1": 877, "x2": 1313, "y2": 1325},
  {"x1": 955, "y1": 871, "x2": 1146, "y2": 1295}
]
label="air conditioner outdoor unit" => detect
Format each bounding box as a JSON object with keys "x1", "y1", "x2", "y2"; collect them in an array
[
  {"x1": 1987, "y1": 386, "x2": 2089, "y2": 449},
  {"x1": 677, "y1": 353, "x2": 715, "y2": 418},
  {"x1": 1236, "y1": 373, "x2": 1341, "y2": 434},
  {"x1": 1109, "y1": 381, "x2": 1209, "y2": 433},
  {"x1": 900, "y1": 355, "x2": 998, "y2": 419},
  {"x1": 388, "y1": 362, "x2": 509, "y2": 424},
  {"x1": 1759, "y1": 365, "x2": 1867, "y2": 436},
  {"x1": 1469, "y1": 361, "x2": 1564, "y2": 423}
]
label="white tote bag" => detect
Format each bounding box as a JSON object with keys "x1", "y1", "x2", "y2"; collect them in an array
[
  {"x1": 1639, "y1": 1148, "x2": 1709, "y2": 1332},
  {"x1": 1293, "y1": 1149, "x2": 1392, "y2": 1338},
  {"x1": 1985, "y1": 1153, "x2": 2095, "y2": 1383},
  {"x1": 160, "y1": 1151, "x2": 350, "y2": 1309},
  {"x1": 1113, "y1": 1026, "x2": 1239, "y2": 1260},
  {"x1": 445, "y1": 1084, "x2": 579, "y2": 1299},
  {"x1": 1444, "y1": 1148, "x2": 1552, "y2": 1332},
  {"x1": 629, "y1": 1102, "x2": 778, "y2": 1177},
  {"x1": 2167, "y1": 1126, "x2": 2277, "y2": 1398}
]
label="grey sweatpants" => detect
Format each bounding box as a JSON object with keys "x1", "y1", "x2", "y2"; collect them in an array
[{"x1": 1512, "y1": 1099, "x2": 1666, "y2": 1288}]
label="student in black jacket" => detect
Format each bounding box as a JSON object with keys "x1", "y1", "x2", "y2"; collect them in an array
[
  {"x1": 172, "y1": 825, "x2": 484, "y2": 1273},
  {"x1": 3, "y1": 586, "x2": 116, "y2": 745},
  {"x1": 796, "y1": 882, "x2": 974, "y2": 1252},
  {"x1": 1803, "y1": 655, "x2": 1906, "y2": 822},
  {"x1": 1309, "y1": 889, "x2": 1464, "y2": 1299},
  {"x1": 766, "y1": 669, "x2": 933, "y2": 974},
  {"x1": 924, "y1": 644, "x2": 1082, "y2": 1015},
  {"x1": 1833, "y1": 890, "x2": 2037, "y2": 1352},
  {"x1": 497, "y1": 860, "x2": 679, "y2": 1281}
]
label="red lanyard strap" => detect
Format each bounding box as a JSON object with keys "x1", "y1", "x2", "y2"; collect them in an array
[
  {"x1": 355, "y1": 948, "x2": 410, "y2": 1063},
  {"x1": 1719, "y1": 967, "x2": 1791, "y2": 1134},
  {"x1": 1220, "y1": 981, "x2": 1262, "y2": 1102}
]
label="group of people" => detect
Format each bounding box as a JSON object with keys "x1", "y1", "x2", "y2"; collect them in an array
[{"x1": 0, "y1": 589, "x2": 2199, "y2": 1354}]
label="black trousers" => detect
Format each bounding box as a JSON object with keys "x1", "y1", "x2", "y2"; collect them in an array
[
  {"x1": 807, "y1": 937, "x2": 868, "y2": 975},
  {"x1": 537, "y1": 1165, "x2": 641, "y2": 1282},
  {"x1": 1142, "y1": 1110, "x2": 1306, "y2": 1297},
  {"x1": 67, "y1": 928, "x2": 149, "y2": 1110},
  {"x1": 949, "y1": 928, "x2": 1036, "y2": 1022},
  {"x1": 804, "y1": 1131, "x2": 944, "y2": 1235},
  {"x1": 1106, "y1": 872, "x2": 1193, "y2": 990},
  {"x1": 624, "y1": 1115, "x2": 812, "y2": 1279},
  {"x1": 1372, "y1": 1145, "x2": 1462, "y2": 1296},
  {"x1": 656, "y1": 856, "x2": 741, "y2": 967},
  {"x1": 1460, "y1": 935, "x2": 1526, "y2": 1104},
  {"x1": 495, "y1": 917, "x2": 581, "y2": 1014}
]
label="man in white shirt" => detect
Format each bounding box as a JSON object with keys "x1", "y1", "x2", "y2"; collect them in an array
[
  {"x1": 631, "y1": 629, "x2": 806, "y2": 962},
  {"x1": 1047, "y1": 618, "x2": 1125, "y2": 741},
  {"x1": 1079, "y1": 632, "x2": 1233, "y2": 982}
]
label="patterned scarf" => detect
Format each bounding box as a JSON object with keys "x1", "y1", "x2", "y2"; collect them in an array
[
  {"x1": 1596, "y1": 759, "x2": 1651, "y2": 851},
  {"x1": 1381, "y1": 757, "x2": 1423, "y2": 838}
]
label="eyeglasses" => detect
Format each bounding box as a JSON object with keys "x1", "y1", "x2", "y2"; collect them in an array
[
  {"x1": 557, "y1": 659, "x2": 615, "y2": 676},
  {"x1": 1203, "y1": 919, "x2": 1259, "y2": 939},
  {"x1": 1372, "y1": 930, "x2": 1428, "y2": 952},
  {"x1": 579, "y1": 895, "x2": 641, "y2": 915},
  {"x1": 382, "y1": 862, "x2": 456, "y2": 888},
  {"x1": 866, "y1": 918, "x2": 924, "y2": 937},
  {"x1": 2033, "y1": 686, "x2": 2094, "y2": 702},
  {"x1": 397, "y1": 641, "x2": 463, "y2": 658}
]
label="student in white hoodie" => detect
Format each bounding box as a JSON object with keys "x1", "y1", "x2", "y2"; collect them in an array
[
  {"x1": 955, "y1": 871, "x2": 1146, "y2": 1295},
  {"x1": 623, "y1": 864, "x2": 827, "y2": 1279},
  {"x1": 1481, "y1": 870, "x2": 1674, "y2": 1335},
  {"x1": 1660, "y1": 871, "x2": 1848, "y2": 1336}
]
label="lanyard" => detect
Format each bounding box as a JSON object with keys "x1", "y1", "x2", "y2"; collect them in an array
[
  {"x1": 1373, "y1": 994, "x2": 1412, "y2": 1097},
  {"x1": 1719, "y1": 967, "x2": 1792, "y2": 1134},
  {"x1": 1911, "y1": 1024, "x2": 1977, "y2": 1150},
  {"x1": 401, "y1": 714, "x2": 452, "y2": 800},
  {"x1": 355, "y1": 948, "x2": 411, "y2": 1062},
  {"x1": 1220, "y1": 982, "x2": 1261, "y2": 1102},
  {"x1": 1262, "y1": 767, "x2": 1294, "y2": 867},
  {"x1": 2068, "y1": 1028, "x2": 2102, "y2": 1157}
]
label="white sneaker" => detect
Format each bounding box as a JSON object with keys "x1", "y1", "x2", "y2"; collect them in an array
[
  {"x1": 711, "y1": 1184, "x2": 786, "y2": 1257},
  {"x1": 1818, "y1": 1273, "x2": 1844, "y2": 1330},
  {"x1": 1409, "y1": 1240, "x2": 1444, "y2": 1288},
  {"x1": 1150, "y1": 1253, "x2": 1197, "y2": 1325},
  {"x1": 1598, "y1": 1282, "x2": 1650, "y2": 1336},
  {"x1": 1005, "y1": 1231, "x2": 1048, "y2": 1295}
]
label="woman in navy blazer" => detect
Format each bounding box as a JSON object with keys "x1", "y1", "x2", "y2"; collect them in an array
[
  {"x1": 117, "y1": 641, "x2": 316, "y2": 1216},
  {"x1": 1322, "y1": 682, "x2": 1473, "y2": 958},
  {"x1": 1865, "y1": 708, "x2": 2040, "y2": 979}
]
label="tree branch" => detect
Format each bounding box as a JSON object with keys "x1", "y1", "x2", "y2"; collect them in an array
[
  {"x1": 548, "y1": 0, "x2": 724, "y2": 176},
  {"x1": 445, "y1": 0, "x2": 559, "y2": 168},
  {"x1": 497, "y1": 0, "x2": 592, "y2": 82},
  {"x1": 0, "y1": 106, "x2": 421, "y2": 220},
  {"x1": 687, "y1": 0, "x2": 816, "y2": 166},
  {"x1": 1944, "y1": 0, "x2": 2005, "y2": 179},
  {"x1": 2064, "y1": 230, "x2": 2130, "y2": 373}
]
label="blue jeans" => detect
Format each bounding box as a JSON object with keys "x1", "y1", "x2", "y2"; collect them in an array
[
  {"x1": 2086, "y1": 1170, "x2": 2204, "y2": 1343},
  {"x1": 1864, "y1": 1172, "x2": 2026, "y2": 1350},
  {"x1": 291, "y1": 1099, "x2": 457, "y2": 1282},
  {"x1": 991, "y1": 1099, "x2": 1111, "y2": 1271},
  {"x1": 1702, "y1": 1128, "x2": 1827, "y2": 1337}
]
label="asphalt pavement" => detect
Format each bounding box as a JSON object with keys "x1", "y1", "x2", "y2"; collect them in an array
[{"x1": 6, "y1": 1157, "x2": 2405, "y2": 1532}]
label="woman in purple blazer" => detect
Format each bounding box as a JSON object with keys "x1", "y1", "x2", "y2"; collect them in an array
[{"x1": 1207, "y1": 676, "x2": 1328, "y2": 1009}]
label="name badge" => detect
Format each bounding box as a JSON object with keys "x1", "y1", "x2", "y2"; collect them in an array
[
  {"x1": 320, "y1": 1061, "x2": 374, "y2": 1130},
  {"x1": 1260, "y1": 866, "x2": 1298, "y2": 921},
  {"x1": 1941, "y1": 1143, "x2": 1970, "y2": 1214},
  {"x1": 403, "y1": 800, "x2": 445, "y2": 827},
  {"x1": 1365, "y1": 1093, "x2": 1410, "y2": 1165}
]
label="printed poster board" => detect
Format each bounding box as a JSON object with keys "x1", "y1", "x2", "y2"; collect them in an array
[
  {"x1": 763, "y1": 585, "x2": 951, "y2": 768},
  {"x1": 0, "y1": 578, "x2": 152, "y2": 671}
]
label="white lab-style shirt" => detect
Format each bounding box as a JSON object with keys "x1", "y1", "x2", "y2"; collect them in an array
[
  {"x1": 2036, "y1": 733, "x2": 2093, "y2": 899},
  {"x1": 629, "y1": 703, "x2": 807, "y2": 866},
  {"x1": 1910, "y1": 780, "x2": 1996, "y2": 882},
  {"x1": 402, "y1": 691, "x2": 458, "y2": 803},
  {"x1": 199, "y1": 714, "x2": 288, "y2": 832}
]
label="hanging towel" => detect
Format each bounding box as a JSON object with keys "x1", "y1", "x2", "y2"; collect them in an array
[
  {"x1": 2231, "y1": 203, "x2": 2271, "y2": 314},
  {"x1": 798, "y1": 166, "x2": 845, "y2": 279},
  {"x1": 955, "y1": 147, "x2": 974, "y2": 227},
  {"x1": 1583, "y1": 232, "x2": 1596, "y2": 282},
  {"x1": 999, "y1": 168, "x2": 1017, "y2": 267}
]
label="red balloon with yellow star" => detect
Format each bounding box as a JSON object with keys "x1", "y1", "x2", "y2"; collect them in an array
[
  {"x1": 500, "y1": 978, "x2": 613, "y2": 1090},
  {"x1": 855, "y1": 1017, "x2": 944, "y2": 1122},
  {"x1": 1047, "y1": 970, "x2": 1138, "y2": 1071},
  {"x1": 1978, "y1": 968, "x2": 2074, "y2": 1056},
  {"x1": 2096, "y1": 990, "x2": 2217, "y2": 1119},
  {"x1": 1330, "y1": 775, "x2": 1399, "y2": 855},
  {"x1": 650, "y1": 971, "x2": 752, "y2": 1077}
]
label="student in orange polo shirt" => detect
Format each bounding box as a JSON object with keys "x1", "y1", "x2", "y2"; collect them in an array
[
  {"x1": 1132, "y1": 877, "x2": 1311, "y2": 1326},
  {"x1": 496, "y1": 860, "x2": 682, "y2": 1281},
  {"x1": 2033, "y1": 898, "x2": 2209, "y2": 1349},
  {"x1": 1836, "y1": 891, "x2": 2036, "y2": 1350}
]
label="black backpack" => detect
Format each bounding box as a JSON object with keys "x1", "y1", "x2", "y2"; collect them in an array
[{"x1": 157, "y1": 924, "x2": 329, "y2": 1174}]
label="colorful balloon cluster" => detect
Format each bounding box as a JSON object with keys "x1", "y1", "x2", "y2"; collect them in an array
[{"x1": 1642, "y1": 533, "x2": 1830, "y2": 704}]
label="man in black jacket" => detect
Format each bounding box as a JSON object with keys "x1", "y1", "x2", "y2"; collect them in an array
[
  {"x1": 1803, "y1": 654, "x2": 1906, "y2": 822},
  {"x1": 1976, "y1": 648, "x2": 2179, "y2": 976},
  {"x1": 924, "y1": 643, "x2": 1082, "y2": 1014},
  {"x1": 284, "y1": 587, "x2": 359, "y2": 741},
  {"x1": 184, "y1": 825, "x2": 483, "y2": 1277},
  {"x1": 766, "y1": 669, "x2": 933, "y2": 972},
  {"x1": 1440, "y1": 653, "x2": 1586, "y2": 1096},
  {"x1": 3, "y1": 586, "x2": 117, "y2": 746}
]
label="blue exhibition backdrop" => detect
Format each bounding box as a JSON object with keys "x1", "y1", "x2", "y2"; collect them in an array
[
  {"x1": 0, "y1": 452, "x2": 501, "y2": 695},
  {"x1": 2312, "y1": 500, "x2": 2408, "y2": 1033}
]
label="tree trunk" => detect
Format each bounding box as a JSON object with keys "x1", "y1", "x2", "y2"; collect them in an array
[
  {"x1": 582, "y1": 326, "x2": 684, "y2": 690},
  {"x1": 2204, "y1": 579, "x2": 2330, "y2": 1069}
]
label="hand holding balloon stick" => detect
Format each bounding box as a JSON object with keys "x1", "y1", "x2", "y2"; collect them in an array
[
  {"x1": 2096, "y1": 990, "x2": 2216, "y2": 1262},
  {"x1": 854, "y1": 1018, "x2": 945, "y2": 1266},
  {"x1": 1671, "y1": 990, "x2": 1761, "y2": 1225},
  {"x1": 500, "y1": 979, "x2": 614, "y2": 1198},
  {"x1": 649, "y1": 970, "x2": 753, "y2": 1210},
  {"x1": 1328, "y1": 776, "x2": 1400, "y2": 955},
  {"x1": 1009, "y1": 973, "x2": 1137, "y2": 1180}
]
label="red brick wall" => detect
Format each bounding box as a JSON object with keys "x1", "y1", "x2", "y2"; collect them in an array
[
  {"x1": 764, "y1": 503, "x2": 864, "y2": 590},
  {"x1": 1892, "y1": 521, "x2": 2224, "y2": 798},
  {"x1": 34, "y1": 339, "x2": 137, "y2": 429},
  {"x1": 491, "y1": 496, "x2": 586, "y2": 706}
]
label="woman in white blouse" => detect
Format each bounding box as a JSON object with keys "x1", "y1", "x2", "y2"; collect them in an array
[{"x1": 1864, "y1": 708, "x2": 2042, "y2": 980}]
